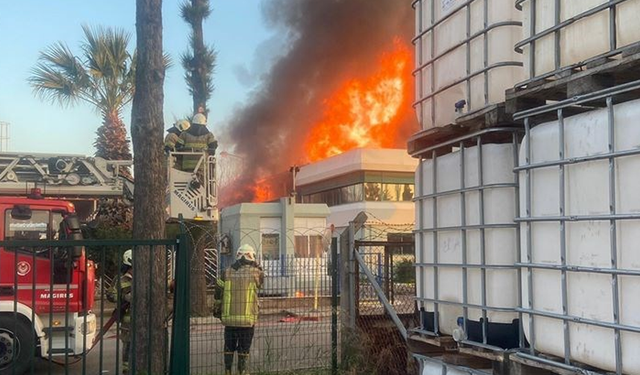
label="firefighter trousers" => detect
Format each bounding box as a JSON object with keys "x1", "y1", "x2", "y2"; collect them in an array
[{"x1": 224, "y1": 326, "x2": 255, "y2": 373}]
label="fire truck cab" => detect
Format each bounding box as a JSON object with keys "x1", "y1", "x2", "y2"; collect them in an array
[{"x1": 0, "y1": 190, "x2": 96, "y2": 375}]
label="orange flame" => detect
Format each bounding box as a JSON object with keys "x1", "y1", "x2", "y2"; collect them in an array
[
  {"x1": 253, "y1": 183, "x2": 271, "y2": 203},
  {"x1": 305, "y1": 40, "x2": 412, "y2": 162}
]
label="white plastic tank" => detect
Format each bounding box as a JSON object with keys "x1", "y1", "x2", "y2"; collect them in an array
[
  {"x1": 519, "y1": 0, "x2": 640, "y2": 80},
  {"x1": 418, "y1": 356, "x2": 484, "y2": 375},
  {"x1": 415, "y1": 143, "x2": 519, "y2": 336},
  {"x1": 414, "y1": 0, "x2": 523, "y2": 129},
  {"x1": 519, "y1": 99, "x2": 640, "y2": 374}
]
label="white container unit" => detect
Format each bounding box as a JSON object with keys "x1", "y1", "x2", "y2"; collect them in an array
[
  {"x1": 518, "y1": 0, "x2": 640, "y2": 82},
  {"x1": 415, "y1": 141, "x2": 519, "y2": 344},
  {"x1": 519, "y1": 99, "x2": 640, "y2": 374},
  {"x1": 413, "y1": 0, "x2": 523, "y2": 129},
  {"x1": 416, "y1": 354, "x2": 490, "y2": 375}
]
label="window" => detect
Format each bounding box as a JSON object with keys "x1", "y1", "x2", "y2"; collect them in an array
[
  {"x1": 5, "y1": 210, "x2": 61, "y2": 241},
  {"x1": 401, "y1": 184, "x2": 414, "y2": 201},
  {"x1": 309, "y1": 235, "x2": 324, "y2": 257},
  {"x1": 302, "y1": 182, "x2": 412, "y2": 206},
  {"x1": 364, "y1": 183, "x2": 382, "y2": 201},
  {"x1": 294, "y1": 236, "x2": 309, "y2": 258},
  {"x1": 261, "y1": 233, "x2": 280, "y2": 260},
  {"x1": 294, "y1": 235, "x2": 325, "y2": 258},
  {"x1": 382, "y1": 183, "x2": 414, "y2": 201}
]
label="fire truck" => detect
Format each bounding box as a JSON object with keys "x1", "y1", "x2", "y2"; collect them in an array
[
  {"x1": 0, "y1": 190, "x2": 95, "y2": 375},
  {"x1": 0, "y1": 151, "x2": 217, "y2": 374}
]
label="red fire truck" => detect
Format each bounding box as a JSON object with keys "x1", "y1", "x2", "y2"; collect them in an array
[
  {"x1": 0, "y1": 151, "x2": 217, "y2": 374},
  {"x1": 0, "y1": 189, "x2": 96, "y2": 375}
]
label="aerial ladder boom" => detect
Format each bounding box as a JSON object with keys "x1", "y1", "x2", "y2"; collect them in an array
[
  {"x1": 0, "y1": 152, "x2": 132, "y2": 197},
  {"x1": 0, "y1": 151, "x2": 218, "y2": 222}
]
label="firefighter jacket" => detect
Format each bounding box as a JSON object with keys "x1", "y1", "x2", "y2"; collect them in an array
[
  {"x1": 107, "y1": 271, "x2": 133, "y2": 325},
  {"x1": 221, "y1": 261, "x2": 264, "y2": 328},
  {"x1": 179, "y1": 124, "x2": 216, "y2": 151},
  {"x1": 164, "y1": 128, "x2": 184, "y2": 151},
  {"x1": 179, "y1": 124, "x2": 217, "y2": 170}
]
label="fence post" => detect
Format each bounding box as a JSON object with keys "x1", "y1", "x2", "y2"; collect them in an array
[
  {"x1": 170, "y1": 220, "x2": 191, "y2": 374},
  {"x1": 331, "y1": 237, "x2": 339, "y2": 375}
]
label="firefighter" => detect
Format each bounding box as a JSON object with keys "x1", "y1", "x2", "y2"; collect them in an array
[
  {"x1": 107, "y1": 249, "x2": 133, "y2": 374},
  {"x1": 179, "y1": 112, "x2": 218, "y2": 170},
  {"x1": 164, "y1": 119, "x2": 190, "y2": 153},
  {"x1": 221, "y1": 244, "x2": 264, "y2": 375}
]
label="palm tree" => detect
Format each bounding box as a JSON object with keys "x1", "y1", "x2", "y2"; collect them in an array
[
  {"x1": 131, "y1": 0, "x2": 167, "y2": 372},
  {"x1": 181, "y1": 0, "x2": 216, "y2": 113},
  {"x1": 181, "y1": 0, "x2": 217, "y2": 316},
  {"x1": 29, "y1": 25, "x2": 135, "y2": 165}
]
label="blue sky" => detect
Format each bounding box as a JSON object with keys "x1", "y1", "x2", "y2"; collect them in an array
[{"x1": 0, "y1": 1, "x2": 279, "y2": 155}]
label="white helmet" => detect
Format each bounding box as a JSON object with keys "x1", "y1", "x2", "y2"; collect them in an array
[
  {"x1": 122, "y1": 249, "x2": 133, "y2": 266},
  {"x1": 236, "y1": 244, "x2": 256, "y2": 262},
  {"x1": 192, "y1": 113, "x2": 207, "y2": 126},
  {"x1": 174, "y1": 119, "x2": 191, "y2": 132}
]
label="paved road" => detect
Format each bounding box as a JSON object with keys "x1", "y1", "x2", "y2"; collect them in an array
[{"x1": 24, "y1": 316, "x2": 335, "y2": 375}]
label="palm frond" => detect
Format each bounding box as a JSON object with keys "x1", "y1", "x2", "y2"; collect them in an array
[
  {"x1": 180, "y1": 0, "x2": 211, "y2": 24},
  {"x1": 29, "y1": 43, "x2": 92, "y2": 107}
]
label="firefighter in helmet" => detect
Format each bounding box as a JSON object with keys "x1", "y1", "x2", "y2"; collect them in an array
[
  {"x1": 179, "y1": 112, "x2": 218, "y2": 170},
  {"x1": 164, "y1": 119, "x2": 190, "y2": 153},
  {"x1": 107, "y1": 249, "x2": 133, "y2": 374},
  {"x1": 220, "y1": 244, "x2": 264, "y2": 375}
]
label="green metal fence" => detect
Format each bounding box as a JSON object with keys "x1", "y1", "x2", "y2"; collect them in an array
[{"x1": 0, "y1": 233, "x2": 339, "y2": 375}]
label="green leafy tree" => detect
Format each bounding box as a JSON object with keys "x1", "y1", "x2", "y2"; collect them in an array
[{"x1": 29, "y1": 25, "x2": 135, "y2": 165}]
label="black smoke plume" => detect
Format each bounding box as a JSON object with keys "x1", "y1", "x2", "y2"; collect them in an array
[{"x1": 221, "y1": 0, "x2": 415, "y2": 205}]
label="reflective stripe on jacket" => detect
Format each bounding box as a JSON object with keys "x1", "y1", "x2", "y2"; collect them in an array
[
  {"x1": 107, "y1": 272, "x2": 133, "y2": 324},
  {"x1": 164, "y1": 132, "x2": 184, "y2": 149},
  {"x1": 179, "y1": 126, "x2": 216, "y2": 151},
  {"x1": 221, "y1": 264, "x2": 264, "y2": 327}
]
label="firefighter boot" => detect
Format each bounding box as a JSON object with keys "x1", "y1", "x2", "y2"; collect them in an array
[
  {"x1": 238, "y1": 353, "x2": 250, "y2": 375},
  {"x1": 224, "y1": 352, "x2": 234, "y2": 374}
]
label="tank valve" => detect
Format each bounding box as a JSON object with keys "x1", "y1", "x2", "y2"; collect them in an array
[{"x1": 452, "y1": 327, "x2": 467, "y2": 342}]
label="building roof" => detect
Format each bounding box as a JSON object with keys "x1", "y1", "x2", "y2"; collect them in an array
[
  {"x1": 220, "y1": 198, "x2": 331, "y2": 218},
  {"x1": 296, "y1": 148, "x2": 418, "y2": 187}
]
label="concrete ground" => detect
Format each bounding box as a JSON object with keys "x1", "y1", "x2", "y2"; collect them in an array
[{"x1": 25, "y1": 310, "x2": 336, "y2": 375}]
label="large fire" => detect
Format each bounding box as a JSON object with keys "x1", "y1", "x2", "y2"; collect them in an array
[
  {"x1": 219, "y1": 39, "x2": 414, "y2": 207},
  {"x1": 305, "y1": 40, "x2": 412, "y2": 162}
]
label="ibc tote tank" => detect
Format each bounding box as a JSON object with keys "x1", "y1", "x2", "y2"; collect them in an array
[
  {"x1": 519, "y1": 99, "x2": 640, "y2": 374},
  {"x1": 518, "y1": 0, "x2": 640, "y2": 81},
  {"x1": 413, "y1": 0, "x2": 523, "y2": 129},
  {"x1": 415, "y1": 142, "x2": 519, "y2": 346}
]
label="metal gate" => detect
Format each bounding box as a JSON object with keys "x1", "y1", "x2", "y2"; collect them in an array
[
  {"x1": 352, "y1": 234, "x2": 417, "y2": 375},
  {"x1": 0, "y1": 237, "x2": 179, "y2": 375}
]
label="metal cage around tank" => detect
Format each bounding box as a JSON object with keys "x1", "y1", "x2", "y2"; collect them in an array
[
  {"x1": 513, "y1": 80, "x2": 640, "y2": 375},
  {"x1": 410, "y1": 127, "x2": 524, "y2": 352},
  {"x1": 514, "y1": 0, "x2": 640, "y2": 86},
  {"x1": 412, "y1": 0, "x2": 523, "y2": 129}
]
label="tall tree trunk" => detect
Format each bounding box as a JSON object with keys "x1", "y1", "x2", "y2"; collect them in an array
[
  {"x1": 95, "y1": 110, "x2": 132, "y2": 176},
  {"x1": 95, "y1": 111, "x2": 132, "y2": 161},
  {"x1": 132, "y1": 0, "x2": 166, "y2": 373},
  {"x1": 185, "y1": 0, "x2": 212, "y2": 316},
  {"x1": 95, "y1": 111, "x2": 133, "y2": 230},
  {"x1": 187, "y1": 221, "x2": 215, "y2": 316},
  {"x1": 191, "y1": 0, "x2": 207, "y2": 113}
]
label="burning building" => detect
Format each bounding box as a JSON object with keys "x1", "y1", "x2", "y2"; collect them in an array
[{"x1": 219, "y1": 0, "x2": 417, "y2": 207}]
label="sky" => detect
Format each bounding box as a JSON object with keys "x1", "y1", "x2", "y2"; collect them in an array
[{"x1": 0, "y1": 1, "x2": 280, "y2": 155}]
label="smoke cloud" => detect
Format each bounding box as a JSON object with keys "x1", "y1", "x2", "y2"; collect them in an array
[{"x1": 221, "y1": 0, "x2": 416, "y2": 205}]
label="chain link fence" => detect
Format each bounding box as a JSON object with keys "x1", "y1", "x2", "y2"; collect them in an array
[{"x1": 183, "y1": 223, "x2": 339, "y2": 375}]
